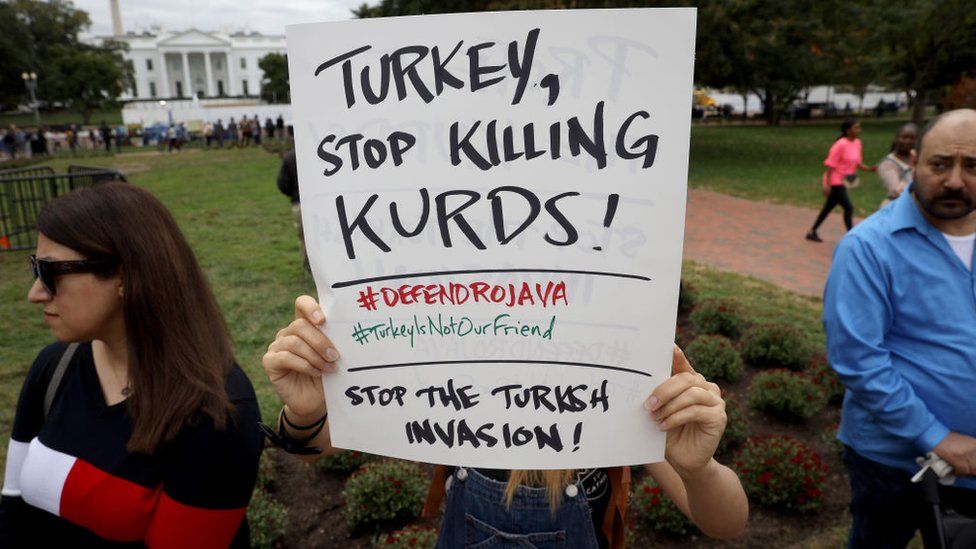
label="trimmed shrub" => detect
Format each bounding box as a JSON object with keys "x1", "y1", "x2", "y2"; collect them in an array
[
  {"x1": 808, "y1": 355, "x2": 845, "y2": 404},
  {"x1": 749, "y1": 370, "x2": 826, "y2": 421},
  {"x1": 689, "y1": 298, "x2": 746, "y2": 339},
  {"x1": 248, "y1": 487, "x2": 287, "y2": 549},
  {"x1": 632, "y1": 476, "x2": 694, "y2": 536},
  {"x1": 318, "y1": 450, "x2": 377, "y2": 473},
  {"x1": 256, "y1": 448, "x2": 276, "y2": 488},
  {"x1": 739, "y1": 324, "x2": 812, "y2": 370},
  {"x1": 735, "y1": 435, "x2": 827, "y2": 512},
  {"x1": 686, "y1": 335, "x2": 744, "y2": 381},
  {"x1": 717, "y1": 394, "x2": 747, "y2": 454},
  {"x1": 343, "y1": 460, "x2": 428, "y2": 530},
  {"x1": 373, "y1": 524, "x2": 438, "y2": 548},
  {"x1": 678, "y1": 280, "x2": 698, "y2": 314}
]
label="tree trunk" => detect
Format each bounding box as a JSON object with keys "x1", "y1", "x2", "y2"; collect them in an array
[
  {"x1": 911, "y1": 89, "x2": 926, "y2": 125},
  {"x1": 763, "y1": 89, "x2": 779, "y2": 126},
  {"x1": 741, "y1": 92, "x2": 749, "y2": 121}
]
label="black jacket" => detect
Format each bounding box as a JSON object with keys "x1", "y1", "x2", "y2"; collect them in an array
[{"x1": 276, "y1": 150, "x2": 299, "y2": 204}]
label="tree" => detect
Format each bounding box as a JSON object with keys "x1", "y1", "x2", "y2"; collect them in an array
[
  {"x1": 0, "y1": 1, "x2": 34, "y2": 107},
  {"x1": 867, "y1": 0, "x2": 976, "y2": 124},
  {"x1": 259, "y1": 53, "x2": 289, "y2": 104},
  {"x1": 46, "y1": 42, "x2": 131, "y2": 124}
]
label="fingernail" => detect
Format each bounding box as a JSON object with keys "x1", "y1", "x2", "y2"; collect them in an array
[
  {"x1": 311, "y1": 310, "x2": 324, "y2": 323},
  {"x1": 325, "y1": 347, "x2": 340, "y2": 362},
  {"x1": 644, "y1": 395, "x2": 658, "y2": 410}
]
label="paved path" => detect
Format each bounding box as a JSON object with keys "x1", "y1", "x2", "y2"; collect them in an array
[{"x1": 684, "y1": 189, "x2": 862, "y2": 298}]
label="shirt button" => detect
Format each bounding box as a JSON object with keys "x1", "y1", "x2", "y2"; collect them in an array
[
  {"x1": 456, "y1": 468, "x2": 468, "y2": 481},
  {"x1": 565, "y1": 484, "x2": 579, "y2": 498}
]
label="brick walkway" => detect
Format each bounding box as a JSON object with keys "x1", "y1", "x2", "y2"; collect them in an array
[{"x1": 684, "y1": 189, "x2": 862, "y2": 298}]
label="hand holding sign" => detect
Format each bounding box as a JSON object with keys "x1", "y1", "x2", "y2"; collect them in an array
[{"x1": 647, "y1": 346, "x2": 726, "y2": 479}]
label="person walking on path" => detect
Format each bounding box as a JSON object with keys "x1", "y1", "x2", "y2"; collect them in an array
[
  {"x1": 876, "y1": 122, "x2": 917, "y2": 208},
  {"x1": 214, "y1": 119, "x2": 226, "y2": 148},
  {"x1": 823, "y1": 109, "x2": 976, "y2": 548},
  {"x1": 807, "y1": 120, "x2": 877, "y2": 242}
]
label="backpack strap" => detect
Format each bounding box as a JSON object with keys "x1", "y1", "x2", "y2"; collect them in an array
[
  {"x1": 43, "y1": 343, "x2": 79, "y2": 420},
  {"x1": 421, "y1": 464, "x2": 451, "y2": 518},
  {"x1": 603, "y1": 466, "x2": 631, "y2": 549}
]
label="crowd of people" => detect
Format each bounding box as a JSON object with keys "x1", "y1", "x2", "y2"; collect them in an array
[{"x1": 1, "y1": 122, "x2": 126, "y2": 160}]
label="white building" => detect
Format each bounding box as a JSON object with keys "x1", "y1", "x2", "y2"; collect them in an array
[
  {"x1": 101, "y1": 0, "x2": 285, "y2": 101},
  {"x1": 116, "y1": 28, "x2": 286, "y2": 101}
]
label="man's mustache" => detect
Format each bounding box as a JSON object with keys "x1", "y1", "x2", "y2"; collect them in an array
[{"x1": 934, "y1": 188, "x2": 973, "y2": 205}]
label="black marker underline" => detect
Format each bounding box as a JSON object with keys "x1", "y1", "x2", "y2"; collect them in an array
[
  {"x1": 347, "y1": 359, "x2": 652, "y2": 378},
  {"x1": 332, "y1": 269, "x2": 651, "y2": 289}
]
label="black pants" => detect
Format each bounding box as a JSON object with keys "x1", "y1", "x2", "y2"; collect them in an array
[
  {"x1": 844, "y1": 446, "x2": 976, "y2": 548},
  {"x1": 812, "y1": 185, "x2": 854, "y2": 232}
]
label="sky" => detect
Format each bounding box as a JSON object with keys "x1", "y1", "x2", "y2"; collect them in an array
[{"x1": 74, "y1": 0, "x2": 363, "y2": 37}]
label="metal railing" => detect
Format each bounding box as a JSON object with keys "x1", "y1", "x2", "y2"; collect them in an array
[{"x1": 0, "y1": 165, "x2": 127, "y2": 252}]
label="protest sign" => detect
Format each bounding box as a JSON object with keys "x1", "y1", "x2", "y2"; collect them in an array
[{"x1": 286, "y1": 8, "x2": 696, "y2": 469}]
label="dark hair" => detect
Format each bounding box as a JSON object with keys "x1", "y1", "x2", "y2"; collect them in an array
[
  {"x1": 840, "y1": 119, "x2": 858, "y2": 138},
  {"x1": 36, "y1": 183, "x2": 234, "y2": 454},
  {"x1": 889, "y1": 122, "x2": 918, "y2": 152}
]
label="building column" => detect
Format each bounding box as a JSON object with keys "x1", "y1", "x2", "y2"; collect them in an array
[
  {"x1": 181, "y1": 51, "x2": 191, "y2": 97},
  {"x1": 203, "y1": 52, "x2": 214, "y2": 97},
  {"x1": 159, "y1": 52, "x2": 171, "y2": 97},
  {"x1": 225, "y1": 50, "x2": 237, "y2": 96}
]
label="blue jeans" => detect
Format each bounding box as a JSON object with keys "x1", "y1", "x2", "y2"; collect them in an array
[
  {"x1": 435, "y1": 467, "x2": 600, "y2": 549},
  {"x1": 844, "y1": 446, "x2": 976, "y2": 549}
]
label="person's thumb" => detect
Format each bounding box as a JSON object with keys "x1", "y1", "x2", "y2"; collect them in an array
[{"x1": 672, "y1": 344, "x2": 696, "y2": 376}]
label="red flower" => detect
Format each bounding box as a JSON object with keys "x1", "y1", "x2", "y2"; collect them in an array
[{"x1": 758, "y1": 471, "x2": 773, "y2": 485}]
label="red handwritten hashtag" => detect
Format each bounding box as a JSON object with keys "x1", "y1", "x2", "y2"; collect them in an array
[{"x1": 356, "y1": 286, "x2": 380, "y2": 311}]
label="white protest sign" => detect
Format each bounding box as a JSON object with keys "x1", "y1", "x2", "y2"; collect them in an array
[{"x1": 286, "y1": 8, "x2": 695, "y2": 469}]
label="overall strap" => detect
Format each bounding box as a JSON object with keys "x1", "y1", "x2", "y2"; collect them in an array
[
  {"x1": 43, "y1": 343, "x2": 79, "y2": 420},
  {"x1": 603, "y1": 466, "x2": 632, "y2": 549},
  {"x1": 422, "y1": 465, "x2": 450, "y2": 518}
]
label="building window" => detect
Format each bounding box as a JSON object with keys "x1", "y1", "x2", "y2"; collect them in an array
[
  {"x1": 217, "y1": 80, "x2": 225, "y2": 96},
  {"x1": 176, "y1": 81, "x2": 184, "y2": 97},
  {"x1": 240, "y1": 57, "x2": 246, "y2": 69},
  {"x1": 149, "y1": 82, "x2": 157, "y2": 97},
  {"x1": 146, "y1": 59, "x2": 153, "y2": 71},
  {"x1": 242, "y1": 80, "x2": 249, "y2": 96},
  {"x1": 131, "y1": 83, "x2": 138, "y2": 98},
  {"x1": 215, "y1": 58, "x2": 222, "y2": 70}
]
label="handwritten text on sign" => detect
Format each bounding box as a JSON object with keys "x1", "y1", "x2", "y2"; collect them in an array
[{"x1": 286, "y1": 9, "x2": 696, "y2": 468}]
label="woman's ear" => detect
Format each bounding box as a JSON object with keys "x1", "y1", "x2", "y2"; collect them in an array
[{"x1": 116, "y1": 267, "x2": 124, "y2": 297}]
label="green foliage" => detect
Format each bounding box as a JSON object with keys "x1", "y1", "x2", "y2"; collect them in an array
[
  {"x1": 261, "y1": 138, "x2": 294, "y2": 157},
  {"x1": 248, "y1": 487, "x2": 287, "y2": 549},
  {"x1": 736, "y1": 435, "x2": 827, "y2": 513},
  {"x1": 808, "y1": 354, "x2": 845, "y2": 404},
  {"x1": 689, "y1": 298, "x2": 746, "y2": 339},
  {"x1": 259, "y1": 53, "x2": 290, "y2": 103},
  {"x1": 678, "y1": 280, "x2": 698, "y2": 314},
  {"x1": 256, "y1": 448, "x2": 276, "y2": 488},
  {"x1": 46, "y1": 43, "x2": 131, "y2": 124},
  {"x1": 632, "y1": 476, "x2": 694, "y2": 537},
  {"x1": 318, "y1": 450, "x2": 377, "y2": 473},
  {"x1": 686, "y1": 335, "x2": 743, "y2": 381},
  {"x1": 740, "y1": 324, "x2": 812, "y2": 370},
  {"x1": 717, "y1": 394, "x2": 747, "y2": 454},
  {"x1": 749, "y1": 370, "x2": 826, "y2": 421},
  {"x1": 373, "y1": 524, "x2": 439, "y2": 548},
  {"x1": 342, "y1": 460, "x2": 428, "y2": 531},
  {"x1": 821, "y1": 422, "x2": 843, "y2": 457}
]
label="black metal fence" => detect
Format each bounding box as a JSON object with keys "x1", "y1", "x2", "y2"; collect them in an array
[{"x1": 0, "y1": 165, "x2": 127, "y2": 252}]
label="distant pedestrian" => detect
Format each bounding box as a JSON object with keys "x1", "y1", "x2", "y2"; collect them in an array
[
  {"x1": 806, "y1": 120, "x2": 877, "y2": 242},
  {"x1": 15, "y1": 127, "x2": 27, "y2": 157},
  {"x1": 167, "y1": 125, "x2": 178, "y2": 153},
  {"x1": 276, "y1": 149, "x2": 308, "y2": 272},
  {"x1": 252, "y1": 115, "x2": 261, "y2": 146},
  {"x1": 66, "y1": 125, "x2": 78, "y2": 154},
  {"x1": 29, "y1": 128, "x2": 48, "y2": 157},
  {"x1": 275, "y1": 114, "x2": 284, "y2": 139},
  {"x1": 240, "y1": 115, "x2": 251, "y2": 147},
  {"x1": 1, "y1": 126, "x2": 15, "y2": 159},
  {"x1": 215, "y1": 119, "x2": 226, "y2": 148},
  {"x1": 227, "y1": 117, "x2": 237, "y2": 147},
  {"x1": 264, "y1": 118, "x2": 275, "y2": 141},
  {"x1": 204, "y1": 121, "x2": 214, "y2": 148},
  {"x1": 99, "y1": 121, "x2": 113, "y2": 152},
  {"x1": 876, "y1": 123, "x2": 917, "y2": 208}
]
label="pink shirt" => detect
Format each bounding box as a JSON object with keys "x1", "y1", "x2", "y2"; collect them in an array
[{"x1": 824, "y1": 137, "x2": 862, "y2": 186}]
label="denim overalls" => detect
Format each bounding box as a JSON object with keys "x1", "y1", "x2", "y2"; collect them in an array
[{"x1": 435, "y1": 467, "x2": 601, "y2": 549}]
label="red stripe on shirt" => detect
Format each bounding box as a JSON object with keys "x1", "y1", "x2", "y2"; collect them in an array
[
  {"x1": 60, "y1": 458, "x2": 160, "y2": 541},
  {"x1": 144, "y1": 492, "x2": 246, "y2": 548}
]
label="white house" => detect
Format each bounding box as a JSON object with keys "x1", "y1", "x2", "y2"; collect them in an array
[{"x1": 113, "y1": 28, "x2": 286, "y2": 101}]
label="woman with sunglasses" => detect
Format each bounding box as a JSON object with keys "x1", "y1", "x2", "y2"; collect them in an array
[
  {"x1": 261, "y1": 296, "x2": 748, "y2": 548},
  {"x1": 0, "y1": 183, "x2": 263, "y2": 547}
]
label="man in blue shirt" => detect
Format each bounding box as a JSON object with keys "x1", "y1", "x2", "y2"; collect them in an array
[{"x1": 824, "y1": 109, "x2": 976, "y2": 548}]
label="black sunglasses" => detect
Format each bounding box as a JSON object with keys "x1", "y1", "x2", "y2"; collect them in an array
[{"x1": 29, "y1": 255, "x2": 119, "y2": 295}]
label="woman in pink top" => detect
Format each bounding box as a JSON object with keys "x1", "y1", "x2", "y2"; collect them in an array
[{"x1": 806, "y1": 120, "x2": 877, "y2": 242}]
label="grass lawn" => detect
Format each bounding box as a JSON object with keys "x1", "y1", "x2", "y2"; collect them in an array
[
  {"x1": 0, "y1": 108, "x2": 123, "y2": 128},
  {"x1": 689, "y1": 118, "x2": 909, "y2": 216}
]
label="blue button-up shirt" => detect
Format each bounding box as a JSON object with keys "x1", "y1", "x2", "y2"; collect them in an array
[{"x1": 824, "y1": 187, "x2": 976, "y2": 489}]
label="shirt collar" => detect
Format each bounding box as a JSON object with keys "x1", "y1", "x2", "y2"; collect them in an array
[{"x1": 889, "y1": 184, "x2": 935, "y2": 237}]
